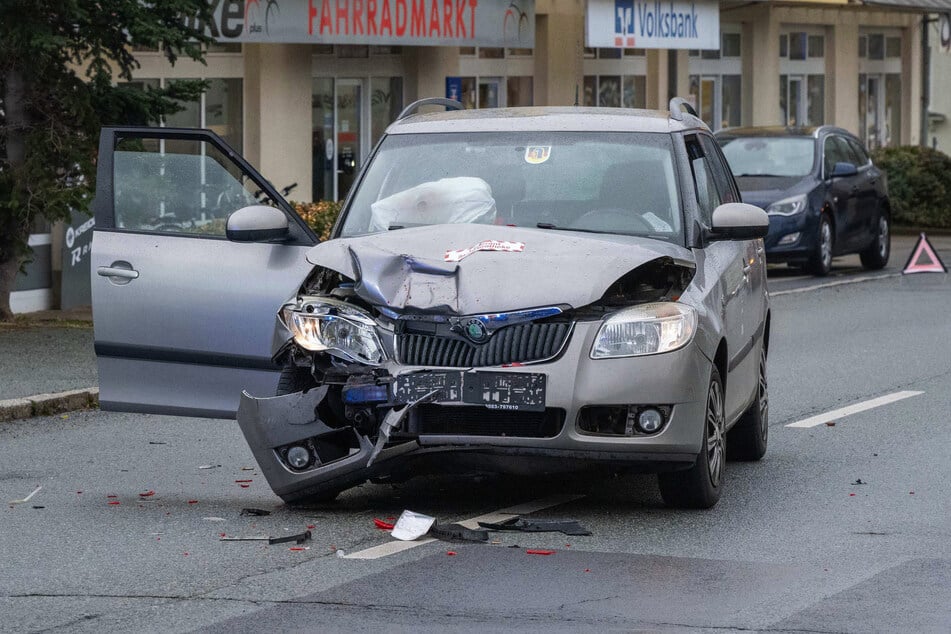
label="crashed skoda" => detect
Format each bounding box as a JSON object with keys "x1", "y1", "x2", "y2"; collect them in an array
[{"x1": 91, "y1": 99, "x2": 770, "y2": 509}]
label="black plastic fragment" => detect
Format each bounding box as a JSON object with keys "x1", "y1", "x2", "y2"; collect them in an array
[
  {"x1": 240, "y1": 508, "x2": 271, "y2": 516},
  {"x1": 429, "y1": 523, "x2": 489, "y2": 543},
  {"x1": 268, "y1": 530, "x2": 312, "y2": 545},
  {"x1": 478, "y1": 516, "x2": 592, "y2": 536}
]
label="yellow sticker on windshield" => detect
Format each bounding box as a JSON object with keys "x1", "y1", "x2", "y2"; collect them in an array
[{"x1": 524, "y1": 146, "x2": 551, "y2": 164}]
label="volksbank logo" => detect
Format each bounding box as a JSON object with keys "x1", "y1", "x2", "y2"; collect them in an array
[{"x1": 614, "y1": 0, "x2": 699, "y2": 43}]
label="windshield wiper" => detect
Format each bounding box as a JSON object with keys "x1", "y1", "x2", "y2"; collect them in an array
[
  {"x1": 536, "y1": 223, "x2": 636, "y2": 237},
  {"x1": 734, "y1": 173, "x2": 789, "y2": 177}
]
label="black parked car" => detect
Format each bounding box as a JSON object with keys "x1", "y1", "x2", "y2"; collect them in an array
[{"x1": 715, "y1": 126, "x2": 890, "y2": 276}]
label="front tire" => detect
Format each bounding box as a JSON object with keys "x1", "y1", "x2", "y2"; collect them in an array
[
  {"x1": 807, "y1": 214, "x2": 833, "y2": 276},
  {"x1": 860, "y1": 212, "x2": 890, "y2": 270},
  {"x1": 276, "y1": 365, "x2": 317, "y2": 395},
  {"x1": 727, "y1": 344, "x2": 768, "y2": 461},
  {"x1": 658, "y1": 366, "x2": 725, "y2": 509}
]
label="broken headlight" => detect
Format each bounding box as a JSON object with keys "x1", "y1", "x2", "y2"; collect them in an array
[
  {"x1": 591, "y1": 302, "x2": 697, "y2": 359},
  {"x1": 282, "y1": 297, "x2": 385, "y2": 365}
]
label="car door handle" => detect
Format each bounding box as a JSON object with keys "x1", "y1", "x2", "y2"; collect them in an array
[{"x1": 97, "y1": 266, "x2": 139, "y2": 280}]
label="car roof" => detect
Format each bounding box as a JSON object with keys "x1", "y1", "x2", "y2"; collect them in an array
[
  {"x1": 386, "y1": 106, "x2": 708, "y2": 135},
  {"x1": 715, "y1": 125, "x2": 855, "y2": 140}
]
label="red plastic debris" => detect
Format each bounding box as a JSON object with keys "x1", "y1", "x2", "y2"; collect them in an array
[
  {"x1": 239, "y1": 484, "x2": 250, "y2": 489},
  {"x1": 107, "y1": 501, "x2": 120, "y2": 505},
  {"x1": 307, "y1": 524, "x2": 316, "y2": 529},
  {"x1": 825, "y1": 422, "x2": 836, "y2": 427},
  {"x1": 139, "y1": 490, "x2": 155, "y2": 497},
  {"x1": 289, "y1": 547, "x2": 308, "y2": 552},
  {"x1": 584, "y1": 568, "x2": 591, "y2": 573},
  {"x1": 219, "y1": 533, "x2": 227, "y2": 537},
  {"x1": 373, "y1": 518, "x2": 395, "y2": 530},
  {"x1": 188, "y1": 500, "x2": 199, "y2": 504},
  {"x1": 849, "y1": 493, "x2": 856, "y2": 497},
  {"x1": 565, "y1": 544, "x2": 571, "y2": 548},
  {"x1": 526, "y1": 549, "x2": 555, "y2": 555},
  {"x1": 235, "y1": 479, "x2": 253, "y2": 483},
  {"x1": 386, "y1": 516, "x2": 396, "y2": 521},
  {"x1": 183, "y1": 552, "x2": 189, "y2": 556},
  {"x1": 446, "y1": 551, "x2": 457, "y2": 556},
  {"x1": 106, "y1": 494, "x2": 118, "y2": 499}
]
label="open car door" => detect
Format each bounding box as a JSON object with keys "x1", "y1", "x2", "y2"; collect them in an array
[{"x1": 91, "y1": 127, "x2": 318, "y2": 419}]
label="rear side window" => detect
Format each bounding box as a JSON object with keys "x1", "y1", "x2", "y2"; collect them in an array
[
  {"x1": 845, "y1": 137, "x2": 870, "y2": 166},
  {"x1": 699, "y1": 135, "x2": 740, "y2": 204},
  {"x1": 823, "y1": 136, "x2": 850, "y2": 176}
]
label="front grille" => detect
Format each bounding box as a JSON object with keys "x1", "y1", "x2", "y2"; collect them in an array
[
  {"x1": 397, "y1": 322, "x2": 571, "y2": 367},
  {"x1": 413, "y1": 405, "x2": 565, "y2": 438}
]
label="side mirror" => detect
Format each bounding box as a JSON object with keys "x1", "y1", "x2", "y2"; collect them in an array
[
  {"x1": 710, "y1": 202, "x2": 769, "y2": 241},
  {"x1": 226, "y1": 205, "x2": 289, "y2": 242},
  {"x1": 829, "y1": 161, "x2": 858, "y2": 179}
]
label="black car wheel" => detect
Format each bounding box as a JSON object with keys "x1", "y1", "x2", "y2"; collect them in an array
[
  {"x1": 859, "y1": 212, "x2": 890, "y2": 270},
  {"x1": 658, "y1": 365, "x2": 724, "y2": 509},
  {"x1": 277, "y1": 365, "x2": 318, "y2": 395},
  {"x1": 807, "y1": 214, "x2": 834, "y2": 276},
  {"x1": 727, "y1": 344, "x2": 768, "y2": 461}
]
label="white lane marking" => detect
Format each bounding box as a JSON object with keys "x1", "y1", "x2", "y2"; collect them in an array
[
  {"x1": 771, "y1": 273, "x2": 900, "y2": 296},
  {"x1": 785, "y1": 390, "x2": 924, "y2": 428},
  {"x1": 342, "y1": 493, "x2": 585, "y2": 560}
]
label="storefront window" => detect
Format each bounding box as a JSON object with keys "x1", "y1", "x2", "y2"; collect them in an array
[
  {"x1": 789, "y1": 32, "x2": 807, "y2": 60},
  {"x1": 722, "y1": 33, "x2": 741, "y2": 57},
  {"x1": 808, "y1": 35, "x2": 824, "y2": 58},
  {"x1": 721, "y1": 75, "x2": 741, "y2": 128},
  {"x1": 807, "y1": 75, "x2": 824, "y2": 126},
  {"x1": 461, "y1": 77, "x2": 477, "y2": 109},
  {"x1": 598, "y1": 76, "x2": 621, "y2": 107},
  {"x1": 479, "y1": 47, "x2": 504, "y2": 59},
  {"x1": 312, "y1": 78, "x2": 335, "y2": 202},
  {"x1": 205, "y1": 78, "x2": 243, "y2": 152},
  {"x1": 371, "y1": 77, "x2": 404, "y2": 145},
  {"x1": 859, "y1": 31, "x2": 903, "y2": 148},
  {"x1": 867, "y1": 34, "x2": 884, "y2": 60},
  {"x1": 885, "y1": 37, "x2": 901, "y2": 58},
  {"x1": 623, "y1": 76, "x2": 646, "y2": 108},
  {"x1": 885, "y1": 74, "x2": 902, "y2": 146}
]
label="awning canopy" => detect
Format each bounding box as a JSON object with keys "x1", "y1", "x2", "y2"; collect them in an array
[{"x1": 860, "y1": 0, "x2": 951, "y2": 10}]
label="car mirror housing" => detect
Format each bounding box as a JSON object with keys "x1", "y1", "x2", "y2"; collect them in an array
[
  {"x1": 829, "y1": 161, "x2": 858, "y2": 179},
  {"x1": 226, "y1": 205, "x2": 290, "y2": 242},
  {"x1": 709, "y1": 202, "x2": 769, "y2": 241}
]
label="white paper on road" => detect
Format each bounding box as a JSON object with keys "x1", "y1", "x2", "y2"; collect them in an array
[{"x1": 390, "y1": 510, "x2": 436, "y2": 541}]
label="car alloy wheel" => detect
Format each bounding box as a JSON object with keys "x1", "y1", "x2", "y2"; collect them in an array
[
  {"x1": 819, "y1": 220, "x2": 832, "y2": 272},
  {"x1": 706, "y1": 377, "x2": 726, "y2": 487},
  {"x1": 757, "y1": 346, "x2": 768, "y2": 443},
  {"x1": 877, "y1": 215, "x2": 889, "y2": 260}
]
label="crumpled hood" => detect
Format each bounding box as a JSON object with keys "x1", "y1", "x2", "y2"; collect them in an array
[{"x1": 306, "y1": 224, "x2": 695, "y2": 314}]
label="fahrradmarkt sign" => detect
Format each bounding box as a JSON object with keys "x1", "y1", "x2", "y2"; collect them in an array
[{"x1": 194, "y1": 0, "x2": 535, "y2": 47}]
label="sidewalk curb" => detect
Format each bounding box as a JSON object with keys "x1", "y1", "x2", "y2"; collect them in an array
[{"x1": 0, "y1": 388, "x2": 99, "y2": 422}]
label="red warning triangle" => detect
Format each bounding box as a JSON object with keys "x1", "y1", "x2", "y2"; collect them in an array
[{"x1": 903, "y1": 233, "x2": 948, "y2": 274}]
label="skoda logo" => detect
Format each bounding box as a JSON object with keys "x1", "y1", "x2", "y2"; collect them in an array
[{"x1": 464, "y1": 318, "x2": 488, "y2": 343}]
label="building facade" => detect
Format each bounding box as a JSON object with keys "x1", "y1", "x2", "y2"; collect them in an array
[{"x1": 11, "y1": 0, "x2": 950, "y2": 312}]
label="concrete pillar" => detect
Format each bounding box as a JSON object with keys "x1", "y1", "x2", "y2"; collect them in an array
[
  {"x1": 674, "y1": 50, "x2": 691, "y2": 102},
  {"x1": 534, "y1": 0, "x2": 585, "y2": 106},
  {"x1": 244, "y1": 44, "x2": 313, "y2": 202},
  {"x1": 829, "y1": 20, "x2": 859, "y2": 134},
  {"x1": 407, "y1": 46, "x2": 460, "y2": 104},
  {"x1": 903, "y1": 21, "x2": 922, "y2": 146},
  {"x1": 746, "y1": 7, "x2": 781, "y2": 126},
  {"x1": 646, "y1": 50, "x2": 669, "y2": 110}
]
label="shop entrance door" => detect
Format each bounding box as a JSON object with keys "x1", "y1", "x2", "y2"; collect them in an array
[
  {"x1": 863, "y1": 75, "x2": 882, "y2": 150},
  {"x1": 785, "y1": 76, "x2": 806, "y2": 126},
  {"x1": 312, "y1": 78, "x2": 365, "y2": 202},
  {"x1": 335, "y1": 79, "x2": 363, "y2": 199},
  {"x1": 478, "y1": 77, "x2": 504, "y2": 108}
]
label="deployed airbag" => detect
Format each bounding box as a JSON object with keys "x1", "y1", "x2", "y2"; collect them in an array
[{"x1": 369, "y1": 177, "x2": 497, "y2": 232}]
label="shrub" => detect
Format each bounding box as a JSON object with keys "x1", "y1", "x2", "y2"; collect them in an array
[
  {"x1": 871, "y1": 145, "x2": 951, "y2": 228},
  {"x1": 293, "y1": 200, "x2": 343, "y2": 240}
]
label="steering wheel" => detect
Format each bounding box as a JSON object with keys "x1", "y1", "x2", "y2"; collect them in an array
[{"x1": 570, "y1": 208, "x2": 655, "y2": 233}]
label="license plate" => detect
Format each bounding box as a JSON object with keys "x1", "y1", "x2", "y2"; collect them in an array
[{"x1": 394, "y1": 371, "x2": 547, "y2": 412}]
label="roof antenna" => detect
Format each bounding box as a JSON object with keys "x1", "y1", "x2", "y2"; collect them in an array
[{"x1": 574, "y1": 85, "x2": 579, "y2": 107}]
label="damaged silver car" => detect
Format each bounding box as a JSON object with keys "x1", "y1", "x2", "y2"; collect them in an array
[{"x1": 91, "y1": 98, "x2": 769, "y2": 509}]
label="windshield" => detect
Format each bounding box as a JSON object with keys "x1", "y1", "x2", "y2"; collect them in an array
[
  {"x1": 718, "y1": 136, "x2": 816, "y2": 177},
  {"x1": 339, "y1": 132, "x2": 683, "y2": 242}
]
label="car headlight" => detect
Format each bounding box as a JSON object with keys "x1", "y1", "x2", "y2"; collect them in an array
[
  {"x1": 281, "y1": 297, "x2": 385, "y2": 365},
  {"x1": 591, "y1": 302, "x2": 697, "y2": 359},
  {"x1": 767, "y1": 194, "x2": 807, "y2": 216}
]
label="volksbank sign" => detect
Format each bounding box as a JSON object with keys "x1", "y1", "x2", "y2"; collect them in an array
[{"x1": 586, "y1": 0, "x2": 719, "y2": 50}]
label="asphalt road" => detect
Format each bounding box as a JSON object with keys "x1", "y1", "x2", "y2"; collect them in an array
[{"x1": 2, "y1": 247, "x2": 951, "y2": 632}]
